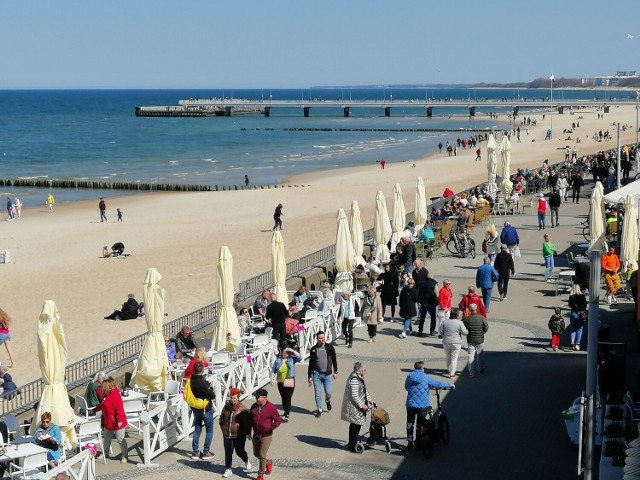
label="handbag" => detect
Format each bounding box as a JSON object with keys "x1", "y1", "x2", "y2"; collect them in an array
[
  {"x1": 481, "y1": 239, "x2": 487, "y2": 253},
  {"x1": 283, "y1": 378, "x2": 295, "y2": 388}
]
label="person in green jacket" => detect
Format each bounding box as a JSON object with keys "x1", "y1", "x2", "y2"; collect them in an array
[
  {"x1": 84, "y1": 372, "x2": 107, "y2": 411},
  {"x1": 542, "y1": 233, "x2": 557, "y2": 280}
]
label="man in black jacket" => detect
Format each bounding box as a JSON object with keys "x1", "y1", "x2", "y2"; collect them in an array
[
  {"x1": 493, "y1": 245, "x2": 515, "y2": 301},
  {"x1": 571, "y1": 171, "x2": 584, "y2": 203},
  {"x1": 189, "y1": 362, "x2": 216, "y2": 460},
  {"x1": 549, "y1": 189, "x2": 562, "y2": 227},
  {"x1": 307, "y1": 331, "x2": 338, "y2": 418},
  {"x1": 104, "y1": 293, "x2": 139, "y2": 321},
  {"x1": 176, "y1": 325, "x2": 199, "y2": 360},
  {"x1": 265, "y1": 293, "x2": 288, "y2": 350}
]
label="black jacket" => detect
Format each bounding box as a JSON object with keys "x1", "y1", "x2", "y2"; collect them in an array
[
  {"x1": 569, "y1": 293, "x2": 587, "y2": 313},
  {"x1": 549, "y1": 192, "x2": 562, "y2": 209},
  {"x1": 493, "y1": 251, "x2": 515, "y2": 277},
  {"x1": 548, "y1": 314, "x2": 565, "y2": 334},
  {"x1": 399, "y1": 286, "x2": 419, "y2": 319},
  {"x1": 265, "y1": 301, "x2": 288, "y2": 327},
  {"x1": 120, "y1": 298, "x2": 140, "y2": 320},
  {"x1": 189, "y1": 374, "x2": 215, "y2": 412},
  {"x1": 307, "y1": 342, "x2": 338, "y2": 378}
]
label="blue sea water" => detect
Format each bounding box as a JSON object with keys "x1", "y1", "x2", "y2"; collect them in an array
[{"x1": 0, "y1": 88, "x2": 629, "y2": 207}]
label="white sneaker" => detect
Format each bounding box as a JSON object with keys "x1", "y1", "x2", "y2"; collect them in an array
[
  {"x1": 605, "y1": 295, "x2": 612, "y2": 305},
  {"x1": 245, "y1": 460, "x2": 252, "y2": 471},
  {"x1": 399, "y1": 331, "x2": 407, "y2": 338},
  {"x1": 612, "y1": 296, "x2": 618, "y2": 305},
  {"x1": 222, "y1": 469, "x2": 233, "y2": 478},
  {"x1": 367, "y1": 338, "x2": 373, "y2": 343}
]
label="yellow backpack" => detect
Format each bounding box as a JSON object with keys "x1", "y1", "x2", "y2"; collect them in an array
[{"x1": 183, "y1": 379, "x2": 209, "y2": 410}]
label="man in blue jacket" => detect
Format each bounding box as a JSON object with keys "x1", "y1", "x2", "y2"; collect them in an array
[
  {"x1": 404, "y1": 361, "x2": 454, "y2": 450},
  {"x1": 499, "y1": 221, "x2": 520, "y2": 258},
  {"x1": 476, "y1": 257, "x2": 499, "y2": 312}
]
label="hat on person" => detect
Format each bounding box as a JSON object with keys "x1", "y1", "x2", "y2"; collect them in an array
[
  {"x1": 230, "y1": 388, "x2": 241, "y2": 397},
  {"x1": 254, "y1": 388, "x2": 268, "y2": 398}
]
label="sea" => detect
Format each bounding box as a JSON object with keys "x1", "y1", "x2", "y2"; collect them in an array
[{"x1": 0, "y1": 87, "x2": 631, "y2": 208}]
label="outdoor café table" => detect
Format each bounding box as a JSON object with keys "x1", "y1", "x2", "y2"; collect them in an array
[
  {"x1": 0, "y1": 442, "x2": 48, "y2": 467},
  {"x1": 121, "y1": 389, "x2": 148, "y2": 403},
  {"x1": 559, "y1": 270, "x2": 576, "y2": 279}
]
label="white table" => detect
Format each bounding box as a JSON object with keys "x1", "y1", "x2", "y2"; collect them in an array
[
  {"x1": 0, "y1": 442, "x2": 48, "y2": 465},
  {"x1": 559, "y1": 270, "x2": 576, "y2": 278},
  {"x1": 121, "y1": 390, "x2": 148, "y2": 402}
]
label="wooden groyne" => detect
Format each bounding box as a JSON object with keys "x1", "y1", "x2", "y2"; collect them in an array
[{"x1": 0, "y1": 178, "x2": 310, "y2": 192}]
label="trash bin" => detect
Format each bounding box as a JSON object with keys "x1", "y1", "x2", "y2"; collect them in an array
[{"x1": 562, "y1": 403, "x2": 582, "y2": 444}]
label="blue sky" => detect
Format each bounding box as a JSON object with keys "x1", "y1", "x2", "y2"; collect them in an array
[{"x1": 1, "y1": 0, "x2": 638, "y2": 89}]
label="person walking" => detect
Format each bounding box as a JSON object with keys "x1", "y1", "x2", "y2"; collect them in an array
[
  {"x1": 341, "y1": 362, "x2": 373, "y2": 453},
  {"x1": 557, "y1": 173, "x2": 569, "y2": 203},
  {"x1": 307, "y1": 331, "x2": 338, "y2": 418},
  {"x1": 493, "y1": 245, "x2": 515, "y2": 301},
  {"x1": 549, "y1": 189, "x2": 561, "y2": 227},
  {"x1": 438, "y1": 279, "x2": 453, "y2": 324},
  {"x1": 271, "y1": 347, "x2": 301, "y2": 421},
  {"x1": 265, "y1": 293, "x2": 288, "y2": 350},
  {"x1": 537, "y1": 193, "x2": 547, "y2": 230},
  {"x1": 98, "y1": 198, "x2": 107, "y2": 223},
  {"x1": 458, "y1": 285, "x2": 487, "y2": 318},
  {"x1": 416, "y1": 270, "x2": 439, "y2": 336},
  {"x1": 548, "y1": 307, "x2": 565, "y2": 352},
  {"x1": 500, "y1": 221, "x2": 520, "y2": 260},
  {"x1": 475, "y1": 257, "x2": 499, "y2": 313},
  {"x1": 378, "y1": 264, "x2": 399, "y2": 321},
  {"x1": 484, "y1": 224, "x2": 500, "y2": 265},
  {"x1": 219, "y1": 388, "x2": 252, "y2": 478},
  {"x1": 272, "y1": 203, "x2": 283, "y2": 231},
  {"x1": 571, "y1": 171, "x2": 584, "y2": 203},
  {"x1": 361, "y1": 287, "x2": 383, "y2": 342},
  {"x1": 399, "y1": 278, "x2": 419, "y2": 338},
  {"x1": 45, "y1": 194, "x2": 55, "y2": 212},
  {"x1": 339, "y1": 292, "x2": 357, "y2": 348},
  {"x1": 250, "y1": 388, "x2": 282, "y2": 480},
  {"x1": 0, "y1": 309, "x2": 15, "y2": 368},
  {"x1": 463, "y1": 304, "x2": 489, "y2": 378},
  {"x1": 475, "y1": 148, "x2": 481, "y2": 161},
  {"x1": 568, "y1": 284, "x2": 587, "y2": 350},
  {"x1": 13, "y1": 197, "x2": 21, "y2": 220},
  {"x1": 186, "y1": 362, "x2": 216, "y2": 460},
  {"x1": 116, "y1": 208, "x2": 123, "y2": 222},
  {"x1": 543, "y1": 233, "x2": 557, "y2": 280},
  {"x1": 404, "y1": 361, "x2": 454, "y2": 450},
  {"x1": 94, "y1": 378, "x2": 129, "y2": 463},
  {"x1": 440, "y1": 309, "x2": 468, "y2": 378}
]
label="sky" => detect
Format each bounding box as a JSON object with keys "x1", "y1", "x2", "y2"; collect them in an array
[{"x1": 1, "y1": 0, "x2": 639, "y2": 89}]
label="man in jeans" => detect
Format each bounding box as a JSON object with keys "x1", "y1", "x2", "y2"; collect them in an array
[
  {"x1": 463, "y1": 304, "x2": 489, "y2": 378},
  {"x1": 307, "y1": 331, "x2": 338, "y2": 418},
  {"x1": 189, "y1": 362, "x2": 215, "y2": 459}
]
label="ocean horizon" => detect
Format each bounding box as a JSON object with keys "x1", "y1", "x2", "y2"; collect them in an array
[{"x1": 0, "y1": 87, "x2": 625, "y2": 207}]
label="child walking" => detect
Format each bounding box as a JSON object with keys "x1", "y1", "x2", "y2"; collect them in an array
[
  {"x1": 117, "y1": 208, "x2": 123, "y2": 222},
  {"x1": 548, "y1": 307, "x2": 565, "y2": 351}
]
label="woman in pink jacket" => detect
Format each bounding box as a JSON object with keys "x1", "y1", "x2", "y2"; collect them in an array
[{"x1": 95, "y1": 378, "x2": 129, "y2": 463}]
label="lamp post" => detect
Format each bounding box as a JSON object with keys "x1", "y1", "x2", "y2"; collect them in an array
[
  {"x1": 550, "y1": 74, "x2": 554, "y2": 139},
  {"x1": 617, "y1": 122, "x2": 622, "y2": 191}
]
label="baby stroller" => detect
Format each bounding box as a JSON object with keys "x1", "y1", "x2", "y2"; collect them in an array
[{"x1": 355, "y1": 405, "x2": 391, "y2": 453}]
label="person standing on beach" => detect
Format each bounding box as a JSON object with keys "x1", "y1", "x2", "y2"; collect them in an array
[
  {"x1": 45, "y1": 194, "x2": 55, "y2": 212},
  {"x1": 13, "y1": 198, "x2": 21, "y2": 220},
  {"x1": 475, "y1": 148, "x2": 481, "y2": 161},
  {"x1": 116, "y1": 208, "x2": 123, "y2": 222},
  {"x1": 273, "y1": 204, "x2": 283, "y2": 231},
  {"x1": 244, "y1": 175, "x2": 250, "y2": 187},
  {"x1": 380, "y1": 158, "x2": 386, "y2": 170},
  {"x1": 99, "y1": 198, "x2": 107, "y2": 223},
  {"x1": 6, "y1": 198, "x2": 13, "y2": 221}
]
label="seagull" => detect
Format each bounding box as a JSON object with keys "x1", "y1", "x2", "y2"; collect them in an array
[{"x1": 627, "y1": 33, "x2": 634, "y2": 39}]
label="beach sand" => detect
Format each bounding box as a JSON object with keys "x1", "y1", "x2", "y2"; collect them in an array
[{"x1": 1, "y1": 105, "x2": 637, "y2": 383}]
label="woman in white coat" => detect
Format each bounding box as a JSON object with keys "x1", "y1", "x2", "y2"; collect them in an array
[
  {"x1": 341, "y1": 362, "x2": 372, "y2": 453},
  {"x1": 439, "y1": 309, "x2": 468, "y2": 378}
]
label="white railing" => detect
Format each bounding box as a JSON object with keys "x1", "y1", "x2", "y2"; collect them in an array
[
  {"x1": 138, "y1": 398, "x2": 186, "y2": 467},
  {"x1": 44, "y1": 449, "x2": 95, "y2": 480}
]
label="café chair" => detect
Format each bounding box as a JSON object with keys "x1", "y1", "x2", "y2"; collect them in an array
[{"x1": 9, "y1": 451, "x2": 49, "y2": 479}]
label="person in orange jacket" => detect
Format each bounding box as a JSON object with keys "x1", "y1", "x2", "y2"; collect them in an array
[{"x1": 601, "y1": 246, "x2": 621, "y2": 304}]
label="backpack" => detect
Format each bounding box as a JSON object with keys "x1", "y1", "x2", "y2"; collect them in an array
[{"x1": 183, "y1": 379, "x2": 209, "y2": 410}]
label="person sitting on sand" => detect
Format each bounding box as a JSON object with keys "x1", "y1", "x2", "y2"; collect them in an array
[
  {"x1": 104, "y1": 293, "x2": 140, "y2": 321},
  {"x1": 111, "y1": 242, "x2": 125, "y2": 256},
  {"x1": 102, "y1": 246, "x2": 111, "y2": 258}
]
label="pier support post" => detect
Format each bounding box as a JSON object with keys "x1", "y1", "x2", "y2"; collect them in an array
[
  {"x1": 303, "y1": 107, "x2": 310, "y2": 117},
  {"x1": 426, "y1": 107, "x2": 433, "y2": 117},
  {"x1": 224, "y1": 107, "x2": 232, "y2": 116},
  {"x1": 264, "y1": 107, "x2": 271, "y2": 117},
  {"x1": 469, "y1": 106, "x2": 476, "y2": 117},
  {"x1": 384, "y1": 107, "x2": 391, "y2": 117},
  {"x1": 343, "y1": 107, "x2": 350, "y2": 118}
]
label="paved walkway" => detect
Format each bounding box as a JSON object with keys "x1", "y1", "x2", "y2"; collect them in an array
[{"x1": 95, "y1": 188, "x2": 636, "y2": 480}]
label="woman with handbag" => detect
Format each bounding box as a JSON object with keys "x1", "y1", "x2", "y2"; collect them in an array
[
  {"x1": 568, "y1": 284, "x2": 588, "y2": 351},
  {"x1": 542, "y1": 233, "x2": 557, "y2": 280},
  {"x1": 271, "y1": 347, "x2": 301, "y2": 422},
  {"x1": 484, "y1": 224, "x2": 500, "y2": 265}
]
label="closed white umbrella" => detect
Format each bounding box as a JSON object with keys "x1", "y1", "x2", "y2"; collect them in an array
[
  {"x1": 374, "y1": 191, "x2": 392, "y2": 261},
  {"x1": 414, "y1": 177, "x2": 427, "y2": 226},
  {"x1": 486, "y1": 134, "x2": 498, "y2": 195},
  {"x1": 34, "y1": 300, "x2": 77, "y2": 447},
  {"x1": 391, "y1": 184, "x2": 406, "y2": 250},
  {"x1": 350, "y1": 200, "x2": 366, "y2": 267},
  {"x1": 211, "y1": 246, "x2": 241, "y2": 352},
  {"x1": 271, "y1": 230, "x2": 289, "y2": 305},
  {"x1": 589, "y1": 181, "x2": 607, "y2": 251},
  {"x1": 499, "y1": 135, "x2": 513, "y2": 194},
  {"x1": 132, "y1": 267, "x2": 169, "y2": 391},
  {"x1": 621, "y1": 194, "x2": 639, "y2": 271},
  {"x1": 335, "y1": 208, "x2": 355, "y2": 292}
]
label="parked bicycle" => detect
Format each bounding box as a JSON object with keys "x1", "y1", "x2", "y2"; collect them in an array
[
  {"x1": 446, "y1": 227, "x2": 476, "y2": 258},
  {"x1": 417, "y1": 387, "x2": 453, "y2": 459}
]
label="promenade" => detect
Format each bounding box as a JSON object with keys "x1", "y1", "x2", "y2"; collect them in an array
[{"x1": 93, "y1": 188, "x2": 636, "y2": 480}]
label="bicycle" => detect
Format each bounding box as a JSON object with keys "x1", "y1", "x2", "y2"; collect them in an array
[
  {"x1": 581, "y1": 218, "x2": 590, "y2": 242},
  {"x1": 417, "y1": 387, "x2": 453, "y2": 459},
  {"x1": 446, "y1": 226, "x2": 476, "y2": 259}
]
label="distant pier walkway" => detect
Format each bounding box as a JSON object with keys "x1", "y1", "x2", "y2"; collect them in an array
[{"x1": 135, "y1": 98, "x2": 625, "y2": 118}]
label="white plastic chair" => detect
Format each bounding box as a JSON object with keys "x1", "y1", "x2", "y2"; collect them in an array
[
  {"x1": 75, "y1": 394, "x2": 96, "y2": 420},
  {"x1": 76, "y1": 417, "x2": 106, "y2": 464},
  {"x1": 124, "y1": 398, "x2": 146, "y2": 434},
  {"x1": 9, "y1": 451, "x2": 49, "y2": 479},
  {"x1": 231, "y1": 343, "x2": 247, "y2": 360},
  {"x1": 209, "y1": 352, "x2": 231, "y2": 368},
  {"x1": 247, "y1": 334, "x2": 270, "y2": 352}
]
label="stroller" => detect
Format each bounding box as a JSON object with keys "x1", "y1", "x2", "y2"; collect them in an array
[{"x1": 355, "y1": 405, "x2": 391, "y2": 453}]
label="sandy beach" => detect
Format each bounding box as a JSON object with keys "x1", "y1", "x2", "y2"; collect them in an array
[{"x1": 1, "y1": 105, "x2": 638, "y2": 384}]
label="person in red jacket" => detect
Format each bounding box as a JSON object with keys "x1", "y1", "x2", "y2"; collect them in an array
[
  {"x1": 250, "y1": 389, "x2": 282, "y2": 480},
  {"x1": 458, "y1": 285, "x2": 487, "y2": 318},
  {"x1": 94, "y1": 378, "x2": 129, "y2": 463},
  {"x1": 438, "y1": 279, "x2": 453, "y2": 323}
]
